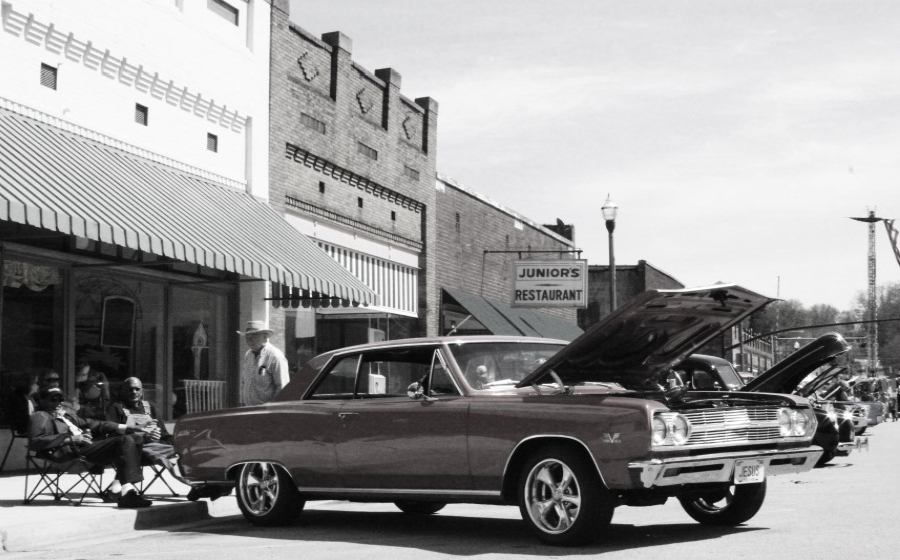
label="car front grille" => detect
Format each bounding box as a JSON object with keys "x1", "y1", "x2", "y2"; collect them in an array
[{"x1": 682, "y1": 407, "x2": 783, "y2": 447}]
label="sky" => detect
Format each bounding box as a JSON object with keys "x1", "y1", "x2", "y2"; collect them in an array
[{"x1": 287, "y1": 0, "x2": 900, "y2": 311}]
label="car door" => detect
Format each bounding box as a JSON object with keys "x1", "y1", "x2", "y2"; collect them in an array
[
  {"x1": 273, "y1": 353, "x2": 360, "y2": 489},
  {"x1": 334, "y1": 346, "x2": 470, "y2": 490}
]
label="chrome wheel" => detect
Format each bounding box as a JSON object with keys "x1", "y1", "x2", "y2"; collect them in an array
[
  {"x1": 517, "y1": 446, "x2": 614, "y2": 546},
  {"x1": 236, "y1": 462, "x2": 304, "y2": 526},
  {"x1": 240, "y1": 462, "x2": 280, "y2": 516},
  {"x1": 524, "y1": 458, "x2": 583, "y2": 534}
]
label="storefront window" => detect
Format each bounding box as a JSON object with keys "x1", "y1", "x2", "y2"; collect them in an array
[
  {"x1": 170, "y1": 286, "x2": 231, "y2": 418},
  {"x1": 0, "y1": 261, "x2": 64, "y2": 427},
  {"x1": 73, "y1": 271, "x2": 164, "y2": 420}
]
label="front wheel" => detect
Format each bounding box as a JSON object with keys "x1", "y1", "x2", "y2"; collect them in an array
[
  {"x1": 517, "y1": 445, "x2": 614, "y2": 546},
  {"x1": 394, "y1": 501, "x2": 447, "y2": 515},
  {"x1": 236, "y1": 462, "x2": 305, "y2": 526},
  {"x1": 816, "y1": 450, "x2": 836, "y2": 467},
  {"x1": 679, "y1": 480, "x2": 766, "y2": 526}
]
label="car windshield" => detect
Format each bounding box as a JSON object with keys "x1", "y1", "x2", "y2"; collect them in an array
[
  {"x1": 447, "y1": 341, "x2": 565, "y2": 390},
  {"x1": 713, "y1": 363, "x2": 744, "y2": 390}
]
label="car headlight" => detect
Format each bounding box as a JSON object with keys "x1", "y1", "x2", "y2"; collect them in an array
[
  {"x1": 778, "y1": 408, "x2": 815, "y2": 437},
  {"x1": 779, "y1": 408, "x2": 793, "y2": 436},
  {"x1": 792, "y1": 409, "x2": 810, "y2": 436},
  {"x1": 652, "y1": 416, "x2": 668, "y2": 444},
  {"x1": 651, "y1": 412, "x2": 691, "y2": 446},
  {"x1": 671, "y1": 414, "x2": 691, "y2": 444}
]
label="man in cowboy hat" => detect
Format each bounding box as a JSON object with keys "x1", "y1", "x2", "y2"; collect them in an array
[{"x1": 238, "y1": 320, "x2": 289, "y2": 406}]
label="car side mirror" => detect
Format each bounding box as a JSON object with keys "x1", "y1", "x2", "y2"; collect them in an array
[
  {"x1": 407, "y1": 382, "x2": 425, "y2": 400},
  {"x1": 407, "y1": 382, "x2": 436, "y2": 402}
]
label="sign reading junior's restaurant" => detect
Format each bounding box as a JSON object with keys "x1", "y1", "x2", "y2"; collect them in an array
[{"x1": 511, "y1": 260, "x2": 588, "y2": 308}]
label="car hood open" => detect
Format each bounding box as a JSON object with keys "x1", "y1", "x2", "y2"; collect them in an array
[
  {"x1": 741, "y1": 332, "x2": 851, "y2": 395},
  {"x1": 516, "y1": 285, "x2": 773, "y2": 390}
]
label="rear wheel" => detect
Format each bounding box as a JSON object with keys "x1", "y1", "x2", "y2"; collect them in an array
[
  {"x1": 679, "y1": 481, "x2": 766, "y2": 526},
  {"x1": 394, "y1": 501, "x2": 447, "y2": 515},
  {"x1": 236, "y1": 462, "x2": 305, "y2": 526},
  {"x1": 517, "y1": 445, "x2": 614, "y2": 546}
]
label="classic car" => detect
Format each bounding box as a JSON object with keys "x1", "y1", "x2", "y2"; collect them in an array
[
  {"x1": 173, "y1": 285, "x2": 822, "y2": 546},
  {"x1": 817, "y1": 373, "x2": 884, "y2": 435},
  {"x1": 739, "y1": 333, "x2": 866, "y2": 466}
]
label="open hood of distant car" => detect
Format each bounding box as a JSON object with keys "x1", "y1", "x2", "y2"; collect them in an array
[
  {"x1": 517, "y1": 285, "x2": 774, "y2": 390},
  {"x1": 741, "y1": 332, "x2": 851, "y2": 395}
]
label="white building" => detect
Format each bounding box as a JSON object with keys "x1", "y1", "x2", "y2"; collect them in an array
[{"x1": 0, "y1": 0, "x2": 373, "y2": 471}]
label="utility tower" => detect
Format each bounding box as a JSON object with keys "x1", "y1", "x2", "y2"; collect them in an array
[{"x1": 850, "y1": 210, "x2": 883, "y2": 374}]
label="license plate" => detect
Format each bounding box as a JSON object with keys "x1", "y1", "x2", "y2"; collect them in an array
[{"x1": 734, "y1": 459, "x2": 765, "y2": 484}]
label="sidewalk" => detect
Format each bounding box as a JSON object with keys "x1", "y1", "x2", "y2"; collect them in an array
[{"x1": 0, "y1": 468, "x2": 240, "y2": 553}]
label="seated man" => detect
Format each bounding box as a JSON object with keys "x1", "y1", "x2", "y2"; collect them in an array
[
  {"x1": 106, "y1": 377, "x2": 176, "y2": 472},
  {"x1": 28, "y1": 386, "x2": 152, "y2": 508},
  {"x1": 29, "y1": 370, "x2": 77, "y2": 417}
]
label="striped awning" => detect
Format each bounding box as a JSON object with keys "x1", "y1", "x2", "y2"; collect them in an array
[{"x1": 0, "y1": 107, "x2": 376, "y2": 305}]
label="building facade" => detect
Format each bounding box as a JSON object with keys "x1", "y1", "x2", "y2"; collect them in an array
[
  {"x1": 267, "y1": 3, "x2": 438, "y2": 365},
  {"x1": 578, "y1": 260, "x2": 684, "y2": 329},
  {"x1": 435, "y1": 174, "x2": 583, "y2": 340},
  {"x1": 0, "y1": 0, "x2": 373, "y2": 469}
]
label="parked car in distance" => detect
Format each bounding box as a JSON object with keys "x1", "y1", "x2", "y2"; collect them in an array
[{"x1": 173, "y1": 285, "x2": 822, "y2": 546}]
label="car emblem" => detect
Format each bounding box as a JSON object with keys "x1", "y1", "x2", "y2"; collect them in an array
[{"x1": 602, "y1": 433, "x2": 621, "y2": 444}]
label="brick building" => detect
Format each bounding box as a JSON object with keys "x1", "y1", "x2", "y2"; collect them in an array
[
  {"x1": 435, "y1": 175, "x2": 583, "y2": 340},
  {"x1": 578, "y1": 261, "x2": 684, "y2": 330},
  {"x1": 268, "y1": 2, "x2": 438, "y2": 367}
]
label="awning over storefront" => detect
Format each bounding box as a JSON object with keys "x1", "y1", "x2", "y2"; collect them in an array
[
  {"x1": 443, "y1": 287, "x2": 583, "y2": 341},
  {"x1": 0, "y1": 107, "x2": 376, "y2": 305}
]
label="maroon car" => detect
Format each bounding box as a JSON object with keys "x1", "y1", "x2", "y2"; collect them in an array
[{"x1": 173, "y1": 285, "x2": 822, "y2": 546}]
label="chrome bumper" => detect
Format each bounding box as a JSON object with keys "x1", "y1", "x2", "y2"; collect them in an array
[
  {"x1": 838, "y1": 436, "x2": 868, "y2": 454},
  {"x1": 628, "y1": 446, "x2": 823, "y2": 488}
]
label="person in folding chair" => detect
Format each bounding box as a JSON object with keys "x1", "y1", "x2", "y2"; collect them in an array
[
  {"x1": 28, "y1": 386, "x2": 153, "y2": 508},
  {"x1": 106, "y1": 377, "x2": 178, "y2": 497}
]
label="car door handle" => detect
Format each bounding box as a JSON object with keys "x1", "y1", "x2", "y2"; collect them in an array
[{"x1": 337, "y1": 412, "x2": 359, "y2": 419}]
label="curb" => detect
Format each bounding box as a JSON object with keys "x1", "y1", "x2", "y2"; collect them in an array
[{"x1": 1, "y1": 497, "x2": 240, "y2": 553}]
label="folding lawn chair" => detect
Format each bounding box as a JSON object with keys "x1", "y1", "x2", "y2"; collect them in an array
[{"x1": 23, "y1": 449, "x2": 107, "y2": 506}]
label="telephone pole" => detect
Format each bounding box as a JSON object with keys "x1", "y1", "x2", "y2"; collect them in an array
[{"x1": 850, "y1": 210, "x2": 884, "y2": 375}]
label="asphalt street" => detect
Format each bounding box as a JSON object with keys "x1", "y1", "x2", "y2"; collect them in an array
[{"x1": 4, "y1": 421, "x2": 899, "y2": 559}]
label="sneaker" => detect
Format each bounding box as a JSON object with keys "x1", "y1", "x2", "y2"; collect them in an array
[{"x1": 117, "y1": 490, "x2": 152, "y2": 509}]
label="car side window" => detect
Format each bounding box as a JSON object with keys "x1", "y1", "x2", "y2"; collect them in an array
[
  {"x1": 356, "y1": 346, "x2": 440, "y2": 398},
  {"x1": 309, "y1": 355, "x2": 360, "y2": 400}
]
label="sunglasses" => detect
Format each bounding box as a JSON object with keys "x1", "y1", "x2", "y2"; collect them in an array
[
  {"x1": 47, "y1": 396, "x2": 65, "y2": 402},
  {"x1": 46, "y1": 378, "x2": 61, "y2": 383}
]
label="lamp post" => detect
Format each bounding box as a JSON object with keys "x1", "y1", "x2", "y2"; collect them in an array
[{"x1": 601, "y1": 194, "x2": 618, "y2": 313}]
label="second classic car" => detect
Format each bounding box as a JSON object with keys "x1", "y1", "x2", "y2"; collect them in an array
[{"x1": 173, "y1": 285, "x2": 822, "y2": 546}]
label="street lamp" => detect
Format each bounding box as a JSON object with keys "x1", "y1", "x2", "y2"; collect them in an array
[{"x1": 601, "y1": 194, "x2": 618, "y2": 313}]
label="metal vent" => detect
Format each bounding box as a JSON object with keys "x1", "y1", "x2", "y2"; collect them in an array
[{"x1": 40, "y1": 63, "x2": 57, "y2": 90}]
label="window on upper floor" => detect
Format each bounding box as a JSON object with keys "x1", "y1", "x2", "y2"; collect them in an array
[
  {"x1": 135, "y1": 104, "x2": 149, "y2": 126},
  {"x1": 301, "y1": 113, "x2": 326, "y2": 134},
  {"x1": 208, "y1": 0, "x2": 239, "y2": 25},
  {"x1": 40, "y1": 63, "x2": 57, "y2": 90},
  {"x1": 357, "y1": 142, "x2": 378, "y2": 160},
  {"x1": 403, "y1": 166, "x2": 420, "y2": 181},
  {"x1": 207, "y1": 133, "x2": 218, "y2": 152}
]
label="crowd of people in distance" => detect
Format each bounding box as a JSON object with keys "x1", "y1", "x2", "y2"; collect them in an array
[{"x1": 23, "y1": 364, "x2": 176, "y2": 509}]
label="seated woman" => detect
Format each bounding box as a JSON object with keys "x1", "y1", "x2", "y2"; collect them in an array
[{"x1": 28, "y1": 386, "x2": 152, "y2": 508}]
